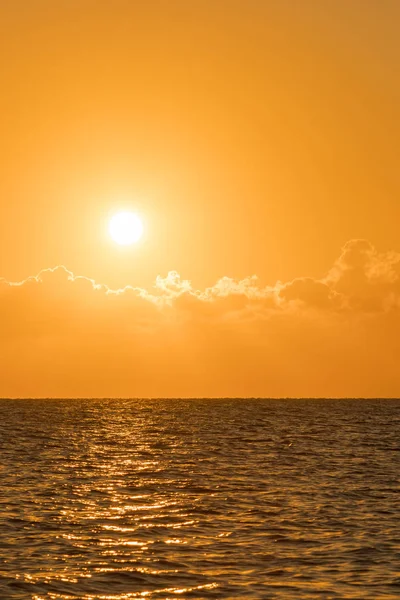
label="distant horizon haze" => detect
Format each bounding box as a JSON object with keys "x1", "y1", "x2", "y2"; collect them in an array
[{"x1": 2, "y1": 239, "x2": 400, "y2": 398}]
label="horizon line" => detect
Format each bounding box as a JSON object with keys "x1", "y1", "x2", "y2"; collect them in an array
[{"x1": 1, "y1": 396, "x2": 399, "y2": 401}]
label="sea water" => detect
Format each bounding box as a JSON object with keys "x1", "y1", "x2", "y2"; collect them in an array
[{"x1": 1, "y1": 398, "x2": 399, "y2": 599}]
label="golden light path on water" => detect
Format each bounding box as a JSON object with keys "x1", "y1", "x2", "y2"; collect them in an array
[{"x1": 1, "y1": 399, "x2": 400, "y2": 599}]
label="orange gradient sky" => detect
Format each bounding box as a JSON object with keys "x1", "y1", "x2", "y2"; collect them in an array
[{"x1": 1, "y1": 1, "x2": 399, "y2": 397}]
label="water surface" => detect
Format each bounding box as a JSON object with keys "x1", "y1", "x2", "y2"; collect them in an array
[{"x1": 1, "y1": 399, "x2": 399, "y2": 598}]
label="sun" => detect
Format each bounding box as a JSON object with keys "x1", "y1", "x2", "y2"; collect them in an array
[{"x1": 109, "y1": 211, "x2": 144, "y2": 245}]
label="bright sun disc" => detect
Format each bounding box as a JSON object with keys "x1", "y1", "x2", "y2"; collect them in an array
[{"x1": 109, "y1": 212, "x2": 143, "y2": 245}]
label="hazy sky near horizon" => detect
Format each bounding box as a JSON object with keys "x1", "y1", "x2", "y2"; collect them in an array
[{"x1": 1, "y1": 1, "x2": 399, "y2": 396}]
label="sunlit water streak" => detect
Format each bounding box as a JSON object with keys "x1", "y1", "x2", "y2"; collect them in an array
[{"x1": 1, "y1": 399, "x2": 399, "y2": 599}]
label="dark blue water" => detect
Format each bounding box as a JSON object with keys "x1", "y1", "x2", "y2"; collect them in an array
[{"x1": 1, "y1": 399, "x2": 399, "y2": 599}]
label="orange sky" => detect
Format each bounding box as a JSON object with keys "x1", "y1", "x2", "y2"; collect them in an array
[{"x1": 1, "y1": 1, "x2": 399, "y2": 397}]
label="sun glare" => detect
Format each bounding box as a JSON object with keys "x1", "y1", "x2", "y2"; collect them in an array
[{"x1": 109, "y1": 212, "x2": 144, "y2": 245}]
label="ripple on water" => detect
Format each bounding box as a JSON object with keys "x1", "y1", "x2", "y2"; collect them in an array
[{"x1": 1, "y1": 398, "x2": 400, "y2": 599}]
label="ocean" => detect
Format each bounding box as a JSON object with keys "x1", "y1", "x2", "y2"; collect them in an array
[{"x1": 1, "y1": 398, "x2": 399, "y2": 599}]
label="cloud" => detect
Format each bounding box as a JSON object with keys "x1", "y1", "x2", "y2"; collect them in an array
[
  {"x1": 278, "y1": 278, "x2": 338, "y2": 309},
  {"x1": 1, "y1": 240, "x2": 400, "y2": 397},
  {"x1": 326, "y1": 239, "x2": 400, "y2": 311}
]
